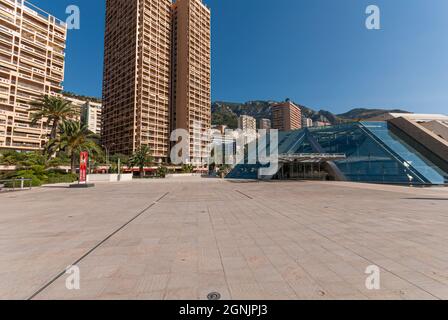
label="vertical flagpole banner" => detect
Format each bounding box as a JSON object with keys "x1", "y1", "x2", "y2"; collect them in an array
[{"x1": 79, "y1": 152, "x2": 88, "y2": 184}]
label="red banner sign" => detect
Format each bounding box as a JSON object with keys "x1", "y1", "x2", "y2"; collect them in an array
[{"x1": 79, "y1": 152, "x2": 88, "y2": 184}]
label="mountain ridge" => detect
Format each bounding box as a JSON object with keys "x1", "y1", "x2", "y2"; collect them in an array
[{"x1": 212, "y1": 100, "x2": 410, "y2": 129}]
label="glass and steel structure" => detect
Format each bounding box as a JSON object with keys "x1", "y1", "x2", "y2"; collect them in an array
[{"x1": 227, "y1": 122, "x2": 448, "y2": 185}]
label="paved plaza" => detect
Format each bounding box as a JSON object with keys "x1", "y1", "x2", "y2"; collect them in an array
[{"x1": 0, "y1": 177, "x2": 447, "y2": 300}]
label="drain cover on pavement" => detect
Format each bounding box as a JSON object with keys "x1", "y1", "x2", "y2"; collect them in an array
[{"x1": 207, "y1": 292, "x2": 221, "y2": 300}]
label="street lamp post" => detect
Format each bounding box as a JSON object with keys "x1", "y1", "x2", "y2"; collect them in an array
[{"x1": 102, "y1": 144, "x2": 109, "y2": 173}]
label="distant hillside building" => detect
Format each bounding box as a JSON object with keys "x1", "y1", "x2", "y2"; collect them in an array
[
  {"x1": 312, "y1": 115, "x2": 331, "y2": 128},
  {"x1": 302, "y1": 117, "x2": 313, "y2": 128},
  {"x1": 238, "y1": 115, "x2": 256, "y2": 132},
  {"x1": 81, "y1": 101, "x2": 102, "y2": 135},
  {"x1": 272, "y1": 101, "x2": 302, "y2": 131},
  {"x1": 313, "y1": 121, "x2": 331, "y2": 128},
  {"x1": 63, "y1": 96, "x2": 84, "y2": 122},
  {"x1": 64, "y1": 96, "x2": 102, "y2": 135},
  {"x1": 212, "y1": 124, "x2": 228, "y2": 135},
  {"x1": 259, "y1": 118, "x2": 271, "y2": 130}
]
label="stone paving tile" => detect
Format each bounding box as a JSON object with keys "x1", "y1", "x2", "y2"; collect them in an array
[{"x1": 0, "y1": 178, "x2": 447, "y2": 300}]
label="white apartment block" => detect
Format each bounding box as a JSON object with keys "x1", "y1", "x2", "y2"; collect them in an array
[
  {"x1": 82, "y1": 101, "x2": 101, "y2": 135},
  {"x1": 302, "y1": 117, "x2": 313, "y2": 128},
  {"x1": 64, "y1": 95, "x2": 102, "y2": 135},
  {"x1": 238, "y1": 115, "x2": 256, "y2": 132}
]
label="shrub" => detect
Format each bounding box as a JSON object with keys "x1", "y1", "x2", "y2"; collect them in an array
[
  {"x1": 157, "y1": 166, "x2": 168, "y2": 178},
  {"x1": 46, "y1": 172, "x2": 77, "y2": 184},
  {"x1": 181, "y1": 164, "x2": 194, "y2": 173},
  {"x1": 1, "y1": 167, "x2": 77, "y2": 187},
  {"x1": 0, "y1": 150, "x2": 45, "y2": 167}
]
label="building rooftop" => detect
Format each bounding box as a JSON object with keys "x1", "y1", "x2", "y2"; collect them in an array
[
  {"x1": 389, "y1": 113, "x2": 448, "y2": 122},
  {"x1": 368, "y1": 113, "x2": 448, "y2": 122}
]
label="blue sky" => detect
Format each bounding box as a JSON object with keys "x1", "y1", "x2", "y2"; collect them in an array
[{"x1": 32, "y1": 0, "x2": 448, "y2": 114}]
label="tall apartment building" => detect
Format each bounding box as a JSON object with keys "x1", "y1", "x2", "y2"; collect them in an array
[
  {"x1": 102, "y1": 0, "x2": 211, "y2": 165},
  {"x1": 0, "y1": 0, "x2": 66, "y2": 151},
  {"x1": 272, "y1": 101, "x2": 302, "y2": 132},
  {"x1": 238, "y1": 115, "x2": 256, "y2": 132},
  {"x1": 171, "y1": 0, "x2": 211, "y2": 165},
  {"x1": 102, "y1": 0, "x2": 172, "y2": 162}
]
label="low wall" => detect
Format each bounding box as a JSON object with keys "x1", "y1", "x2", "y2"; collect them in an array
[
  {"x1": 118, "y1": 174, "x2": 133, "y2": 182},
  {"x1": 166, "y1": 173, "x2": 203, "y2": 178},
  {"x1": 87, "y1": 174, "x2": 133, "y2": 182}
]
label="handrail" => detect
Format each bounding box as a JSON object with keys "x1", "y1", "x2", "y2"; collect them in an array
[{"x1": 0, "y1": 178, "x2": 32, "y2": 192}]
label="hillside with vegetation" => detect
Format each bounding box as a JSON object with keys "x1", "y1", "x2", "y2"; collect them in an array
[
  {"x1": 337, "y1": 108, "x2": 410, "y2": 121},
  {"x1": 212, "y1": 100, "x2": 410, "y2": 128},
  {"x1": 62, "y1": 91, "x2": 102, "y2": 103}
]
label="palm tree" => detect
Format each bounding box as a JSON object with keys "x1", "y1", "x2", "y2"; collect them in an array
[
  {"x1": 47, "y1": 120, "x2": 102, "y2": 174},
  {"x1": 30, "y1": 95, "x2": 76, "y2": 140},
  {"x1": 129, "y1": 145, "x2": 153, "y2": 177}
]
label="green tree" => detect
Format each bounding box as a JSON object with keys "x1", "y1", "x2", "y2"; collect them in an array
[
  {"x1": 129, "y1": 145, "x2": 153, "y2": 177},
  {"x1": 109, "y1": 154, "x2": 129, "y2": 174},
  {"x1": 47, "y1": 120, "x2": 102, "y2": 174},
  {"x1": 0, "y1": 150, "x2": 45, "y2": 167},
  {"x1": 30, "y1": 95, "x2": 76, "y2": 140}
]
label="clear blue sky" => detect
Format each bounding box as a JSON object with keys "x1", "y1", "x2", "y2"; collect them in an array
[{"x1": 32, "y1": 0, "x2": 448, "y2": 114}]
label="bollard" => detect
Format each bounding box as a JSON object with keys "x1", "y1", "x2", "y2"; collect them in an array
[{"x1": 20, "y1": 177, "x2": 24, "y2": 189}]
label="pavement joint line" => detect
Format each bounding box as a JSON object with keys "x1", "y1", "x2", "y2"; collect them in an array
[
  {"x1": 235, "y1": 190, "x2": 253, "y2": 199},
  {"x1": 244, "y1": 195, "x2": 444, "y2": 300},
  {"x1": 405, "y1": 198, "x2": 448, "y2": 201},
  {"x1": 26, "y1": 192, "x2": 170, "y2": 300},
  {"x1": 205, "y1": 205, "x2": 232, "y2": 300}
]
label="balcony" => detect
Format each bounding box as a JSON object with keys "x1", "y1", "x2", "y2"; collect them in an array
[
  {"x1": 31, "y1": 67, "x2": 45, "y2": 75},
  {"x1": 0, "y1": 24, "x2": 15, "y2": 36},
  {"x1": 0, "y1": 12, "x2": 15, "y2": 26},
  {"x1": 14, "y1": 123, "x2": 42, "y2": 133},
  {"x1": 0, "y1": 3, "x2": 15, "y2": 16},
  {"x1": 21, "y1": 36, "x2": 47, "y2": 51},
  {"x1": 21, "y1": 42, "x2": 45, "y2": 54},
  {"x1": 19, "y1": 56, "x2": 45, "y2": 68},
  {"x1": 18, "y1": 81, "x2": 43, "y2": 93},
  {"x1": 14, "y1": 104, "x2": 29, "y2": 112},
  {"x1": 11, "y1": 142, "x2": 41, "y2": 149},
  {"x1": 12, "y1": 133, "x2": 40, "y2": 142},
  {"x1": 16, "y1": 91, "x2": 37, "y2": 101}
]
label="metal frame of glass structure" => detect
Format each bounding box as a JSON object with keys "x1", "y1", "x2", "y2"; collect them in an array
[{"x1": 227, "y1": 122, "x2": 448, "y2": 185}]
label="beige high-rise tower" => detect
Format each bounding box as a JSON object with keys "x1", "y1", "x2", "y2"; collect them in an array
[
  {"x1": 0, "y1": 0, "x2": 66, "y2": 151},
  {"x1": 102, "y1": 0, "x2": 211, "y2": 164},
  {"x1": 272, "y1": 101, "x2": 302, "y2": 132},
  {"x1": 171, "y1": 0, "x2": 211, "y2": 165},
  {"x1": 102, "y1": 0, "x2": 172, "y2": 162}
]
